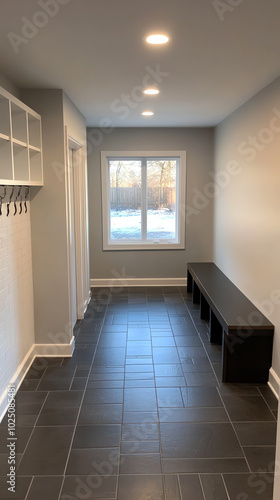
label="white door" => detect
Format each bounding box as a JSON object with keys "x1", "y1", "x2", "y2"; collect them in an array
[{"x1": 68, "y1": 147, "x2": 78, "y2": 329}]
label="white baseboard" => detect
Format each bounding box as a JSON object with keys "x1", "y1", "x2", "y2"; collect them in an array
[
  {"x1": 90, "y1": 277, "x2": 187, "y2": 288},
  {"x1": 0, "y1": 339, "x2": 75, "y2": 423},
  {"x1": 268, "y1": 368, "x2": 280, "y2": 400}
]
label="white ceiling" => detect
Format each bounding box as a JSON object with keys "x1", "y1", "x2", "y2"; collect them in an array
[{"x1": 0, "y1": 0, "x2": 279, "y2": 127}]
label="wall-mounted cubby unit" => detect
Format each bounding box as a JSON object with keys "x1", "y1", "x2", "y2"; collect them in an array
[{"x1": 0, "y1": 86, "x2": 43, "y2": 186}]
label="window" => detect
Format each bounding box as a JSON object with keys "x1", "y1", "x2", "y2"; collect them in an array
[{"x1": 101, "y1": 151, "x2": 186, "y2": 250}]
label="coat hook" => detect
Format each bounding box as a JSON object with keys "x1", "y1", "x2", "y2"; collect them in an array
[
  {"x1": 14, "y1": 186, "x2": 21, "y2": 216},
  {"x1": 7, "y1": 186, "x2": 14, "y2": 217},
  {"x1": 24, "y1": 187, "x2": 29, "y2": 213},
  {"x1": 0, "y1": 186, "x2": 6, "y2": 217},
  {"x1": 19, "y1": 187, "x2": 23, "y2": 215}
]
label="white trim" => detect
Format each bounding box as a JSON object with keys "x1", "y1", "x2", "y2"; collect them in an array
[
  {"x1": 101, "y1": 150, "x2": 186, "y2": 251},
  {"x1": 0, "y1": 340, "x2": 75, "y2": 422},
  {"x1": 90, "y1": 277, "x2": 187, "y2": 287},
  {"x1": 268, "y1": 367, "x2": 280, "y2": 400}
]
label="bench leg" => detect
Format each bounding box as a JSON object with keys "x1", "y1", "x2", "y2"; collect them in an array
[
  {"x1": 187, "y1": 270, "x2": 193, "y2": 293},
  {"x1": 200, "y1": 294, "x2": 210, "y2": 321},
  {"x1": 210, "y1": 310, "x2": 223, "y2": 345},
  {"x1": 222, "y1": 330, "x2": 273, "y2": 383},
  {"x1": 193, "y1": 282, "x2": 200, "y2": 304}
]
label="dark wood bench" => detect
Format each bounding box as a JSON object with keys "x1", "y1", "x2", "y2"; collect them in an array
[{"x1": 187, "y1": 262, "x2": 274, "y2": 383}]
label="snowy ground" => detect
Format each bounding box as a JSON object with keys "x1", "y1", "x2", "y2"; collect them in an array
[{"x1": 110, "y1": 209, "x2": 175, "y2": 240}]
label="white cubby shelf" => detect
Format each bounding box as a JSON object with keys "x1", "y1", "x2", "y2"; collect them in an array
[{"x1": 0, "y1": 86, "x2": 43, "y2": 186}]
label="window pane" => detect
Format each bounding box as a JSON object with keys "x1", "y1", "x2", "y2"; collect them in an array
[
  {"x1": 147, "y1": 160, "x2": 177, "y2": 240},
  {"x1": 109, "y1": 160, "x2": 142, "y2": 240}
]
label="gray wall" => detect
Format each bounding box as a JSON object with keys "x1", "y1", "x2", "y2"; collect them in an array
[
  {"x1": 214, "y1": 77, "x2": 280, "y2": 383},
  {"x1": 0, "y1": 69, "x2": 19, "y2": 97},
  {"x1": 21, "y1": 89, "x2": 68, "y2": 344},
  {"x1": 87, "y1": 127, "x2": 214, "y2": 279},
  {"x1": 21, "y1": 89, "x2": 87, "y2": 345},
  {"x1": 214, "y1": 77, "x2": 280, "y2": 500}
]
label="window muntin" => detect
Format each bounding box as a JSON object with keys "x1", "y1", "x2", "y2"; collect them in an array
[{"x1": 101, "y1": 151, "x2": 186, "y2": 250}]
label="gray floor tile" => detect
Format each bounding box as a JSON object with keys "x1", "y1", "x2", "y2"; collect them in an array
[
  {"x1": 26, "y1": 476, "x2": 63, "y2": 500},
  {"x1": 222, "y1": 395, "x2": 275, "y2": 421},
  {"x1": 61, "y1": 474, "x2": 118, "y2": 499},
  {"x1": 122, "y1": 411, "x2": 158, "y2": 424},
  {"x1": 153, "y1": 347, "x2": 180, "y2": 364},
  {"x1": 121, "y1": 441, "x2": 160, "y2": 454},
  {"x1": 234, "y1": 422, "x2": 277, "y2": 446},
  {"x1": 156, "y1": 387, "x2": 184, "y2": 407},
  {"x1": 42, "y1": 390, "x2": 83, "y2": 409},
  {"x1": 0, "y1": 427, "x2": 33, "y2": 454},
  {"x1": 199, "y1": 474, "x2": 228, "y2": 500},
  {"x1": 181, "y1": 387, "x2": 223, "y2": 407},
  {"x1": 223, "y1": 473, "x2": 274, "y2": 500},
  {"x1": 118, "y1": 475, "x2": 164, "y2": 500},
  {"x1": 119, "y1": 453, "x2": 161, "y2": 474},
  {"x1": 66, "y1": 448, "x2": 119, "y2": 475},
  {"x1": 17, "y1": 426, "x2": 74, "y2": 475},
  {"x1": 158, "y1": 407, "x2": 228, "y2": 423},
  {"x1": 0, "y1": 476, "x2": 32, "y2": 499},
  {"x1": 160, "y1": 422, "x2": 243, "y2": 458},
  {"x1": 78, "y1": 404, "x2": 123, "y2": 424},
  {"x1": 36, "y1": 407, "x2": 79, "y2": 426},
  {"x1": 154, "y1": 364, "x2": 183, "y2": 377},
  {"x1": 164, "y1": 475, "x2": 181, "y2": 500},
  {"x1": 155, "y1": 376, "x2": 186, "y2": 387},
  {"x1": 162, "y1": 457, "x2": 249, "y2": 474},
  {"x1": 178, "y1": 474, "x2": 204, "y2": 499},
  {"x1": 243, "y1": 446, "x2": 276, "y2": 472},
  {"x1": 152, "y1": 337, "x2": 176, "y2": 347},
  {"x1": 124, "y1": 387, "x2": 157, "y2": 411},
  {"x1": 122, "y1": 423, "x2": 159, "y2": 442},
  {"x1": 72, "y1": 425, "x2": 121, "y2": 449},
  {"x1": 83, "y1": 388, "x2": 123, "y2": 405},
  {"x1": 185, "y1": 372, "x2": 218, "y2": 386}
]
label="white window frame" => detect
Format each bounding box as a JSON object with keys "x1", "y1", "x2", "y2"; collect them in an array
[{"x1": 101, "y1": 150, "x2": 186, "y2": 250}]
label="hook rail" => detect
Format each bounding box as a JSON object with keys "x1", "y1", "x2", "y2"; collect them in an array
[{"x1": 0, "y1": 185, "x2": 30, "y2": 217}]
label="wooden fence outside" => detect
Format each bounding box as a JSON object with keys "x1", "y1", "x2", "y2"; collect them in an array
[{"x1": 110, "y1": 187, "x2": 176, "y2": 210}]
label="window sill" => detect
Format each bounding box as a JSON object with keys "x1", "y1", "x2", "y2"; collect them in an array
[{"x1": 103, "y1": 242, "x2": 185, "y2": 251}]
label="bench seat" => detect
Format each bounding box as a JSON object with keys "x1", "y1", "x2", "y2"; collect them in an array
[{"x1": 187, "y1": 262, "x2": 274, "y2": 383}]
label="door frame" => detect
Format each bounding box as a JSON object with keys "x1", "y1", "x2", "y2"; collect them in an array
[{"x1": 65, "y1": 128, "x2": 90, "y2": 334}]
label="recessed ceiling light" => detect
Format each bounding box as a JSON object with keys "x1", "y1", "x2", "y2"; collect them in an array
[
  {"x1": 142, "y1": 111, "x2": 154, "y2": 116},
  {"x1": 146, "y1": 34, "x2": 169, "y2": 45},
  {"x1": 143, "y1": 89, "x2": 160, "y2": 95}
]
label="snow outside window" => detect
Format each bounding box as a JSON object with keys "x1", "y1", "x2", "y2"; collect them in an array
[{"x1": 101, "y1": 151, "x2": 186, "y2": 250}]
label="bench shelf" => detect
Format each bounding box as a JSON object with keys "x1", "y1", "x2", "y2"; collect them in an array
[{"x1": 187, "y1": 262, "x2": 274, "y2": 383}]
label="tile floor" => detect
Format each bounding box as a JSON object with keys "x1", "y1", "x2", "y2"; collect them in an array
[{"x1": 0, "y1": 286, "x2": 278, "y2": 499}]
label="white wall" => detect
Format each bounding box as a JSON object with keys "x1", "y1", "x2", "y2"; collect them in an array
[
  {"x1": 0, "y1": 74, "x2": 36, "y2": 420},
  {"x1": 0, "y1": 200, "x2": 35, "y2": 420},
  {"x1": 87, "y1": 127, "x2": 214, "y2": 282}
]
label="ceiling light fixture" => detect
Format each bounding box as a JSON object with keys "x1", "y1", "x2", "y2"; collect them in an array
[
  {"x1": 141, "y1": 111, "x2": 154, "y2": 116},
  {"x1": 144, "y1": 89, "x2": 160, "y2": 95},
  {"x1": 146, "y1": 34, "x2": 169, "y2": 45}
]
